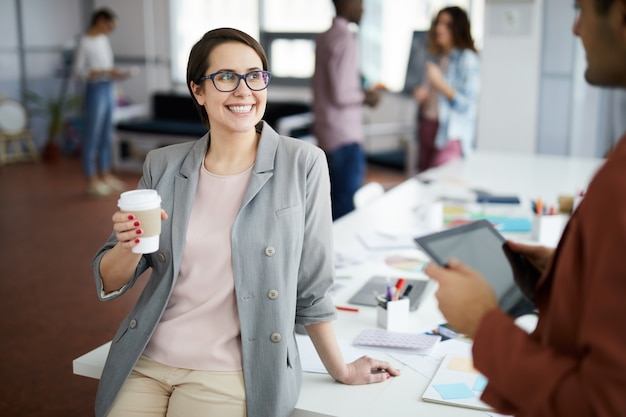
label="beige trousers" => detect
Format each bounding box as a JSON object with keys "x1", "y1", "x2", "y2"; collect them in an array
[{"x1": 107, "y1": 355, "x2": 246, "y2": 417}]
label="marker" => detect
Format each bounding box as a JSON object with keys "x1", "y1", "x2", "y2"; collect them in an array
[
  {"x1": 394, "y1": 278, "x2": 406, "y2": 300},
  {"x1": 535, "y1": 199, "x2": 543, "y2": 216},
  {"x1": 401, "y1": 284, "x2": 414, "y2": 299},
  {"x1": 385, "y1": 277, "x2": 393, "y2": 301},
  {"x1": 336, "y1": 305, "x2": 359, "y2": 313}
]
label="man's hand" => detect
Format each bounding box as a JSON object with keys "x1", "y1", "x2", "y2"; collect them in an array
[
  {"x1": 363, "y1": 89, "x2": 381, "y2": 107},
  {"x1": 502, "y1": 241, "x2": 547, "y2": 303},
  {"x1": 424, "y1": 258, "x2": 498, "y2": 338}
]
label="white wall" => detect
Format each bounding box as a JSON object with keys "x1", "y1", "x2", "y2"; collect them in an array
[
  {"x1": 476, "y1": 0, "x2": 543, "y2": 154},
  {"x1": 478, "y1": 0, "x2": 616, "y2": 158},
  {"x1": 97, "y1": 0, "x2": 171, "y2": 106}
]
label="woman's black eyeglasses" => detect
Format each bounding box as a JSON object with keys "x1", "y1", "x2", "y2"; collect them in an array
[{"x1": 197, "y1": 70, "x2": 272, "y2": 92}]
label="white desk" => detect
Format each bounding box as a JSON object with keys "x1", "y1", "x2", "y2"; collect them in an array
[{"x1": 74, "y1": 150, "x2": 604, "y2": 417}]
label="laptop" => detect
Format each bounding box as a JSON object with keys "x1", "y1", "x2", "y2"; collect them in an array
[{"x1": 348, "y1": 276, "x2": 430, "y2": 311}]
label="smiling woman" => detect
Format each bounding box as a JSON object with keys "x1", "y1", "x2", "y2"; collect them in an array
[{"x1": 91, "y1": 27, "x2": 399, "y2": 417}]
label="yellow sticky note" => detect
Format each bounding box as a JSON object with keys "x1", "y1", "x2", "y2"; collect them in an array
[{"x1": 447, "y1": 357, "x2": 479, "y2": 374}]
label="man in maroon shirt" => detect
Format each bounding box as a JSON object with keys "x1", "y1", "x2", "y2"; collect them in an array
[{"x1": 425, "y1": 0, "x2": 626, "y2": 415}]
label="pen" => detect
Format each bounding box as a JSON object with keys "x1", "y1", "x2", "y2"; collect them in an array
[
  {"x1": 401, "y1": 284, "x2": 413, "y2": 299},
  {"x1": 535, "y1": 199, "x2": 543, "y2": 217},
  {"x1": 336, "y1": 305, "x2": 359, "y2": 313},
  {"x1": 394, "y1": 278, "x2": 406, "y2": 300},
  {"x1": 386, "y1": 277, "x2": 393, "y2": 301}
]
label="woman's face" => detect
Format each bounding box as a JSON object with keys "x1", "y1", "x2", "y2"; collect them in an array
[
  {"x1": 97, "y1": 18, "x2": 116, "y2": 34},
  {"x1": 434, "y1": 12, "x2": 454, "y2": 50},
  {"x1": 193, "y1": 42, "x2": 267, "y2": 135}
]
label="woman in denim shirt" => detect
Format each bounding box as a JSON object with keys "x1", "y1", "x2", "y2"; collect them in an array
[{"x1": 413, "y1": 6, "x2": 481, "y2": 172}]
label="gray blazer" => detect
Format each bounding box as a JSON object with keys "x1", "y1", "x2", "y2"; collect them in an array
[{"x1": 92, "y1": 122, "x2": 337, "y2": 417}]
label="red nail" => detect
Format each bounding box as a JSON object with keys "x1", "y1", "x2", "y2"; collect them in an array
[
  {"x1": 386, "y1": 374, "x2": 390, "y2": 379},
  {"x1": 135, "y1": 229, "x2": 142, "y2": 235},
  {"x1": 127, "y1": 215, "x2": 134, "y2": 220},
  {"x1": 135, "y1": 239, "x2": 140, "y2": 244},
  {"x1": 133, "y1": 221, "x2": 140, "y2": 227}
]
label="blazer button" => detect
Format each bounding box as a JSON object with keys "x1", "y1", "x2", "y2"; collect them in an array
[
  {"x1": 264, "y1": 246, "x2": 276, "y2": 257},
  {"x1": 129, "y1": 319, "x2": 137, "y2": 329},
  {"x1": 157, "y1": 253, "x2": 166, "y2": 263},
  {"x1": 268, "y1": 289, "x2": 279, "y2": 300},
  {"x1": 270, "y1": 332, "x2": 282, "y2": 343}
]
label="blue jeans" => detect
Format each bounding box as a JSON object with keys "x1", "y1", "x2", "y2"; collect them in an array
[
  {"x1": 82, "y1": 80, "x2": 114, "y2": 178},
  {"x1": 327, "y1": 143, "x2": 366, "y2": 220}
]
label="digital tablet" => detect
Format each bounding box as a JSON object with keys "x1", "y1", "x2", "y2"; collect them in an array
[{"x1": 414, "y1": 219, "x2": 535, "y2": 316}]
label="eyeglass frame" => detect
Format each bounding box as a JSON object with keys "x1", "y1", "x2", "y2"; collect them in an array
[{"x1": 196, "y1": 70, "x2": 272, "y2": 92}]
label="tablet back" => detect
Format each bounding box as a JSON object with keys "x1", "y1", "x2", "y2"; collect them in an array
[{"x1": 414, "y1": 220, "x2": 534, "y2": 316}]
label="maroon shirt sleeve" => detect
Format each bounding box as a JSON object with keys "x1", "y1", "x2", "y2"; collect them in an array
[{"x1": 472, "y1": 136, "x2": 626, "y2": 417}]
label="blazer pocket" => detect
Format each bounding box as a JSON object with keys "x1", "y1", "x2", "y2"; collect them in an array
[{"x1": 275, "y1": 204, "x2": 301, "y2": 218}]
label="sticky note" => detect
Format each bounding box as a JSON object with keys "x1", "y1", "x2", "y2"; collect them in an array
[
  {"x1": 447, "y1": 357, "x2": 478, "y2": 373},
  {"x1": 473, "y1": 375, "x2": 488, "y2": 392},
  {"x1": 433, "y1": 383, "x2": 476, "y2": 400}
]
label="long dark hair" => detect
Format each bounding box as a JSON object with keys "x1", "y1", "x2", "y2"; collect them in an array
[
  {"x1": 428, "y1": 6, "x2": 476, "y2": 55},
  {"x1": 186, "y1": 28, "x2": 269, "y2": 128}
]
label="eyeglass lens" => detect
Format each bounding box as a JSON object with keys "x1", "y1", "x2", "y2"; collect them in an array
[{"x1": 213, "y1": 71, "x2": 270, "y2": 92}]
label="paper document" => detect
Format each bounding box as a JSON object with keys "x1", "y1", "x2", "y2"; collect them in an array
[{"x1": 296, "y1": 334, "x2": 380, "y2": 374}]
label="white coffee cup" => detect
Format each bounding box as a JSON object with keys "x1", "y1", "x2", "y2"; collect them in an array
[{"x1": 118, "y1": 189, "x2": 162, "y2": 254}]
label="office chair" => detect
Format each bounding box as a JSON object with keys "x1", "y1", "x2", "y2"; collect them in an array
[
  {"x1": 0, "y1": 98, "x2": 39, "y2": 165},
  {"x1": 353, "y1": 181, "x2": 385, "y2": 209}
]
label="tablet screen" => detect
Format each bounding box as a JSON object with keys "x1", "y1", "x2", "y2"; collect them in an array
[{"x1": 414, "y1": 219, "x2": 531, "y2": 315}]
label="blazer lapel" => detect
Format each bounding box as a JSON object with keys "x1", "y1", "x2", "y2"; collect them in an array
[
  {"x1": 171, "y1": 135, "x2": 208, "y2": 278},
  {"x1": 240, "y1": 122, "x2": 277, "y2": 210}
]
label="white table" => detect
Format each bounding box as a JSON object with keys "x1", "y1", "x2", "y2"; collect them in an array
[{"x1": 74, "y1": 150, "x2": 605, "y2": 417}]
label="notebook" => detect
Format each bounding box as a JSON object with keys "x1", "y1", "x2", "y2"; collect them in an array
[{"x1": 422, "y1": 354, "x2": 493, "y2": 411}]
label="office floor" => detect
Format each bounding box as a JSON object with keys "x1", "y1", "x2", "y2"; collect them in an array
[{"x1": 0, "y1": 155, "x2": 406, "y2": 416}]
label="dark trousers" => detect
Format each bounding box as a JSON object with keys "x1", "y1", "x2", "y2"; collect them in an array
[{"x1": 327, "y1": 143, "x2": 365, "y2": 220}]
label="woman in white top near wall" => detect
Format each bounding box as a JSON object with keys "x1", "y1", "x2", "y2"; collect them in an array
[{"x1": 73, "y1": 8, "x2": 132, "y2": 197}]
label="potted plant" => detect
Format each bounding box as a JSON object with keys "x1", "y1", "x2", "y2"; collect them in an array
[{"x1": 25, "y1": 88, "x2": 81, "y2": 163}]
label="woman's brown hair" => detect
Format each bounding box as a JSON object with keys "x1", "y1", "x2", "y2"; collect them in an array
[
  {"x1": 186, "y1": 28, "x2": 269, "y2": 128},
  {"x1": 428, "y1": 6, "x2": 477, "y2": 55}
]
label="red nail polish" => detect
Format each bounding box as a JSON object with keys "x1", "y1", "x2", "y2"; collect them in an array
[
  {"x1": 135, "y1": 229, "x2": 142, "y2": 235},
  {"x1": 386, "y1": 374, "x2": 390, "y2": 379},
  {"x1": 133, "y1": 221, "x2": 140, "y2": 227},
  {"x1": 135, "y1": 239, "x2": 140, "y2": 244},
  {"x1": 128, "y1": 215, "x2": 134, "y2": 220}
]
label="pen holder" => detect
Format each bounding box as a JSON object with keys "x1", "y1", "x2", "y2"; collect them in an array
[
  {"x1": 531, "y1": 214, "x2": 568, "y2": 247},
  {"x1": 377, "y1": 298, "x2": 410, "y2": 332}
]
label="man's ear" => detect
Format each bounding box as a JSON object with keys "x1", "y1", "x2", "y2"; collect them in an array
[{"x1": 190, "y1": 81, "x2": 205, "y2": 106}]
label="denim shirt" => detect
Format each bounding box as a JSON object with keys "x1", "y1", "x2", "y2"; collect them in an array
[{"x1": 435, "y1": 48, "x2": 481, "y2": 155}]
